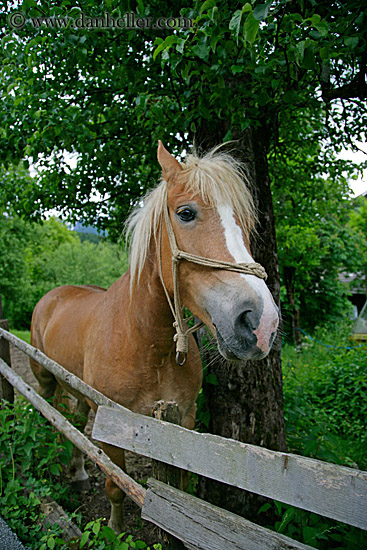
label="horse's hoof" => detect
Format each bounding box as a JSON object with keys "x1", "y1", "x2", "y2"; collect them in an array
[{"x1": 71, "y1": 478, "x2": 91, "y2": 492}]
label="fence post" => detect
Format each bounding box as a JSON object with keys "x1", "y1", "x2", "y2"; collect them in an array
[
  {"x1": 0, "y1": 296, "x2": 14, "y2": 405},
  {"x1": 152, "y1": 401, "x2": 186, "y2": 550}
]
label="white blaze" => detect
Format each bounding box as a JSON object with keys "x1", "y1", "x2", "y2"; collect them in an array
[{"x1": 217, "y1": 203, "x2": 279, "y2": 350}]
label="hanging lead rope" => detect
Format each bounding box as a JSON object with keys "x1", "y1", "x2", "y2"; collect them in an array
[{"x1": 158, "y1": 197, "x2": 267, "y2": 365}]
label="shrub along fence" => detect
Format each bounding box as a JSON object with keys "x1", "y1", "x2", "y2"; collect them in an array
[{"x1": 0, "y1": 324, "x2": 366, "y2": 550}]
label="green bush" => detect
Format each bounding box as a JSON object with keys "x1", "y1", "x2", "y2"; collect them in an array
[
  {"x1": 0, "y1": 398, "x2": 160, "y2": 550},
  {"x1": 282, "y1": 323, "x2": 367, "y2": 470},
  {"x1": 0, "y1": 398, "x2": 73, "y2": 547},
  {"x1": 0, "y1": 215, "x2": 128, "y2": 328}
]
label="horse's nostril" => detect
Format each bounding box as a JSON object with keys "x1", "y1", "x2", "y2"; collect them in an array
[{"x1": 239, "y1": 310, "x2": 255, "y2": 329}]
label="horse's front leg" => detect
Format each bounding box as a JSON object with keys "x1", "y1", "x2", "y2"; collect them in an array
[
  {"x1": 70, "y1": 398, "x2": 91, "y2": 490},
  {"x1": 100, "y1": 442, "x2": 126, "y2": 533}
]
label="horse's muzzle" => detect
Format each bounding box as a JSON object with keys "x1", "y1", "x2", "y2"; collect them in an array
[{"x1": 205, "y1": 282, "x2": 279, "y2": 361}]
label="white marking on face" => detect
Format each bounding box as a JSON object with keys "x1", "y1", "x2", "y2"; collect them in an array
[
  {"x1": 217, "y1": 203, "x2": 254, "y2": 265},
  {"x1": 217, "y1": 203, "x2": 279, "y2": 352}
]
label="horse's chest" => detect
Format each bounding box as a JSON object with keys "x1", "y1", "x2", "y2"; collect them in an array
[{"x1": 126, "y1": 361, "x2": 193, "y2": 415}]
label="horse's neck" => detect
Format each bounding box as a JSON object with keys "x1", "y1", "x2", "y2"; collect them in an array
[{"x1": 107, "y1": 258, "x2": 176, "y2": 356}]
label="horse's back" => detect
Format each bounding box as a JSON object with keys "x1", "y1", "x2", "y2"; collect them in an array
[{"x1": 31, "y1": 284, "x2": 106, "y2": 377}]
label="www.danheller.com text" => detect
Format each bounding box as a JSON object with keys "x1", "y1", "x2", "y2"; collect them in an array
[{"x1": 8, "y1": 11, "x2": 193, "y2": 30}]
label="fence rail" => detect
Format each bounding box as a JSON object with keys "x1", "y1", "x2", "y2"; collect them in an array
[{"x1": 1, "y1": 326, "x2": 366, "y2": 550}]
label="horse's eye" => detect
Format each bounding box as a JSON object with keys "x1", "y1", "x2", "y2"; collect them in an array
[{"x1": 177, "y1": 208, "x2": 196, "y2": 222}]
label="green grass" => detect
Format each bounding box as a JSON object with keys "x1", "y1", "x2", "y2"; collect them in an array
[{"x1": 10, "y1": 329, "x2": 31, "y2": 344}]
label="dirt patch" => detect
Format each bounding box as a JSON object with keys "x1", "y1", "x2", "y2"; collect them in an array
[{"x1": 9, "y1": 345, "x2": 160, "y2": 547}]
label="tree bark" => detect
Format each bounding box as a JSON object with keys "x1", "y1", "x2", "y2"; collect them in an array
[
  {"x1": 0, "y1": 319, "x2": 14, "y2": 406},
  {"x1": 193, "y1": 122, "x2": 286, "y2": 522}
]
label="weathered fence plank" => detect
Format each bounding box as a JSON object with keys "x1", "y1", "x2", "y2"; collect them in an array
[
  {"x1": 152, "y1": 401, "x2": 186, "y2": 550},
  {"x1": 0, "y1": 357, "x2": 146, "y2": 508},
  {"x1": 142, "y1": 479, "x2": 314, "y2": 550},
  {"x1": 93, "y1": 405, "x2": 367, "y2": 530},
  {"x1": 0, "y1": 320, "x2": 14, "y2": 404}
]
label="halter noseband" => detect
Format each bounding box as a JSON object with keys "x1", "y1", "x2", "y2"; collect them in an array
[{"x1": 158, "y1": 195, "x2": 267, "y2": 365}]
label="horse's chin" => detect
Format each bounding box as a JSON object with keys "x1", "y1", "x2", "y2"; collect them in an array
[{"x1": 215, "y1": 326, "x2": 268, "y2": 362}]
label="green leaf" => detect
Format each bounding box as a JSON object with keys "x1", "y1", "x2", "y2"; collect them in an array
[
  {"x1": 242, "y1": 3, "x2": 252, "y2": 13},
  {"x1": 229, "y1": 10, "x2": 242, "y2": 39},
  {"x1": 205, "y1": 373, "x2": 219, "y2": 385},
  {"x1": 320, "y1": 46, "x2": 330, "y2": 59},
  {"x1": 153, "y1": 36, "x2": 180, "y2": 61},
  {"x1": 302, "y1": 46, "x2": 315, "y2": 69},
  {"x1": 153, "y1": 43, "x2": 166, "y2": 60},
  {"x1": 252, "y1": 3, "x2": 271, "y2": 21},
  {"x1": 296, "y1": 41, "x2": 305, "y2": 62},
  {"x1": 243, "y1": 12, "x2": 260, "y2": 44},
  {"x1": 258, "y1": 502, "x2": 272, "y2": 514},
  {"x1": 102, "y1": 526, "x2": 117, "y2": 541},
  {"x1": 277, "y1": 507, "x2": 295, "y2": 534},
  {"x1": 231, "y1": 65, "x2": 243, "y2": 74},
  {"x1": 200, "y1": 0, "x2": 217, "y2": 14},
  {"x1": 22, "y1": 0, "x2": 38, "y2": 8},
  {"x1": 176, "y1": 38, "x2": 185, "y2": 54},
  {"x1": 309, "y1": 14, "x2": 321, "y2": 24},
  {"x1": 313, "y1": 20, "x2": 328, "y2": 37},
  {"x1": 344, "y1": 36, "x2": 359, "y2": 48},
  {"x1": 49, "y1": 463, "x2": 60, "y2": 476},
  {"x1": 25, "y1": 39, "x2": 37, "y2": 56},
  {"x1": 80, "y1": 531, "x2": 90, "y2": 548},
  {"x1": 302, "y1": 525, "x2": 318, "y2": 544},
  {"x1": 257, "y1": 91, "x2": 269, "y2": 106},
  {"x1": 92, "y1": 521, "x2": 101, "y2": 535},
  {"x1": 192, "y1": 39, "x2": 209, "y2": 60},
  {"x1": 135, "y1": 541, "x2": 147, "y2": 549},
  {"x1": 136, "y1": 0, "x2": 144, "y2": 15}
]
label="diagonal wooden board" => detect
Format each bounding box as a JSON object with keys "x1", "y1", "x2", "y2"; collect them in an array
[{"x1": 142, "y1": 479, "x2": 314, "y2": 550}]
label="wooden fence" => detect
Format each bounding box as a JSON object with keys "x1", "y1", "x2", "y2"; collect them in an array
[{"x1": 0, "y1": 325, "x2": 366, "y2": 550}]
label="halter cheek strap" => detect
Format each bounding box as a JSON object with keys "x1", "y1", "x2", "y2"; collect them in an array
[{"x1": 158, "y1": 199, "x2": 267, "y2": 365}]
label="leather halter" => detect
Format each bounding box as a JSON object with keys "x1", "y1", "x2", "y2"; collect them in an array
[{"x1": 158, "y1": 195, "x2": 267, "y2": 365}]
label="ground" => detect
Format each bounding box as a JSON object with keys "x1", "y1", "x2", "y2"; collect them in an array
[{"x1": 9, "y1": 345, "x2": 160, "y2": 547}]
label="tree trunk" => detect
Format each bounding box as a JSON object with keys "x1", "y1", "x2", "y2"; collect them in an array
[{"x1": 193, "y1": 123, "x2": 286, "y2": 522}]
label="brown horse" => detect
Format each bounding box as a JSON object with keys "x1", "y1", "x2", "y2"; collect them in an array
[{"x1": 30, "y1": 142, "x2": 279, "y2": 531}]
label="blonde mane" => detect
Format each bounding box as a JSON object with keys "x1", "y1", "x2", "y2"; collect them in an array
[{"x1": 125, "y1": 149, "x2": 257, "y2": 290}]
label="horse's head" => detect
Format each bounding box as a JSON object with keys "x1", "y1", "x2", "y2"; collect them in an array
[{"x1": 157, "y1": 141, "x2": 279, "y2": 362}]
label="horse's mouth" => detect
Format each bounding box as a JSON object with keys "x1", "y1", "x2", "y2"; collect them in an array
[
  {"x1": 215, "y1": 328, "x2": 241, "y2": 360},
  {"x1": 214, "y1": 324, "x2": 267, "y2": 362}
]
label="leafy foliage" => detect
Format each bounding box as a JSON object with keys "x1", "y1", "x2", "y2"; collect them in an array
[
  {"x1": 282, "y1": 322, "x2": 367, "y2": 470},
  {"x1": 349, "y1": 197, "x2": 367, "y2": 294},
  {"x1": 0, "y1": 398, "x2": 73, "y2": 547},
  {"x1": 40, "y1": 518, "x2": 162, "y2": 550},
  {"x1": 0, "y1": 215, "x2": 127, "y2": 328},
  {"x1": 1, "y1": 0, "x2": 366, "y2": 233},
  {"x1": 0, "y1": 397, "x2": 161, "y2": 550},
  {"x1": 271, "y1": 144, "x2": 364, "y2": 332},
  {"x1": 259, "y1": 499, "x2": 366, "y2": 549}
]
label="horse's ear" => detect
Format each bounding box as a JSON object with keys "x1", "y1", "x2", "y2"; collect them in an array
[{"x1": 157, "y1": 140, "x2": 182, "y2": 180}]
